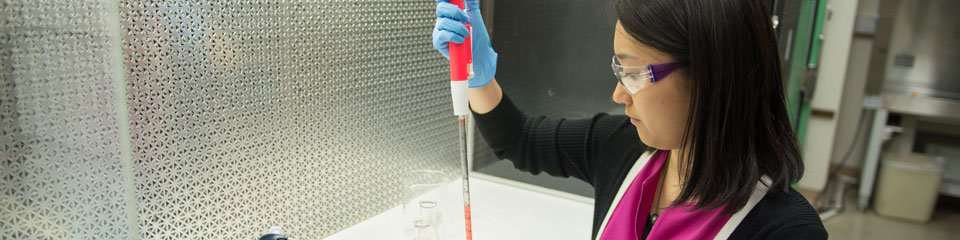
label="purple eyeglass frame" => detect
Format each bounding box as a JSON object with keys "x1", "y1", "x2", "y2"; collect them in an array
[
  {"x1": 611, "y1": 56, "x2": 689, "y2": 91},
  {"x1": 645, "y1": 61, "x2": 688, "y2": 83}
]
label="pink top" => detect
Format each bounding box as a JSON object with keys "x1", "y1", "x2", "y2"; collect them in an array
[{"x1": 599, "y1": 150, "x2": 732, "y2": 240}]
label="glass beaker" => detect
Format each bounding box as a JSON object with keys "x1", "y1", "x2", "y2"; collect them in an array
[
  {"x1": 401, "y1": 169, "x2": 451, "y2": 239},
  {"x1": 412, "y1": 219, "x2": 440, "y2": 240}
]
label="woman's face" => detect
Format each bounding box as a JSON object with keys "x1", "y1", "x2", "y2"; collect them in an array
[{"x1": 612, "y1": 21, "x2": 691, "y2": 150}]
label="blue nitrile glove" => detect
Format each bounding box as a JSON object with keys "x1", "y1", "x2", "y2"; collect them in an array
[{"x1": 432, "y1": 0, "x2": 498, "y2": 88}]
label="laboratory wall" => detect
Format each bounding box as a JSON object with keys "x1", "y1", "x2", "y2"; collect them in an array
[
  {"x1": 798, "y1": 0, "x2": 860, "y2": 191},
  {"x1": 830, "y1": 0, "x2": 881, "y2": 171},
  {"x1": 1, "y1": 0, "x2": 458, "y2": 239},
  {"x1": 472, "y1": 0, "x2": 622, "y2": 197}
]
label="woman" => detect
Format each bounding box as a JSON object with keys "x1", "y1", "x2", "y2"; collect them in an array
[{"x1": 432, "y1": 0, "x2": 827, "y2": 239}]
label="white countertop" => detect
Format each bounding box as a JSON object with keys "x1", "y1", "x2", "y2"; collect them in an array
[{"x1": 324, "y1": 173, "x2": 594, "y2": 240}]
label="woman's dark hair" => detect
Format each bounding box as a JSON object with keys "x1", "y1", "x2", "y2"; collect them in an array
[{"x1": 615, "y1": 0, "x2": 803, "y2": 214}]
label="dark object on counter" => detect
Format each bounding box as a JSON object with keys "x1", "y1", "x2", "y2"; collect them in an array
[{"x1": 258, "y1": 233, "x2": 288, "y2": 240}]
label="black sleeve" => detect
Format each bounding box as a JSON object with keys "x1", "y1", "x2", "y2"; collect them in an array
[
  {"x1": 764, "y1": 224, "x2": 828, "y2": 240},
  {"x1": 472, "y1": 94, "x2": 641, "y2": 186},
  {"x1": 729, "y1": 188, "x2": 828, "y2": 240}
]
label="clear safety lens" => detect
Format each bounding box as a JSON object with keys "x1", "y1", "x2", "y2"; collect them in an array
[{"x1": 611, "y1": 56, "x2": 653, "y2": 94}]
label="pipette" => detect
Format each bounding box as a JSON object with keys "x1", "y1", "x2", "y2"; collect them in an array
[{"x1": 446, "y1": 0, "x2": 473, "y2": 239}]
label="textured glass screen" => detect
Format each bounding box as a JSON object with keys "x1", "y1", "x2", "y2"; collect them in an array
[{"x1": 2, "y1": 0, "x2": 457, "y2": 239}]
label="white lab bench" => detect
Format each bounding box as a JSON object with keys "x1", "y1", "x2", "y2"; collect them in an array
[{"x1": 324, "y1": 173, "x2": 595, "y2": 240}]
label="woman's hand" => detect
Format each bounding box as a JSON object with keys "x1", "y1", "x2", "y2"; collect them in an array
[{"x1": 431, "y1": 0, "x2": 498, "y2": 88}]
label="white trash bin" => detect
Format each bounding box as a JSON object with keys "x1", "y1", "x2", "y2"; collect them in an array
[{"x1": 873, "y1": 152, "x2": 945, "y2": 222}]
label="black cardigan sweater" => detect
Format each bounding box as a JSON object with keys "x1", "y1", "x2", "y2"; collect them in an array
[{"x1": 472, "y1": 95, "x2": 827, "y2": 240}]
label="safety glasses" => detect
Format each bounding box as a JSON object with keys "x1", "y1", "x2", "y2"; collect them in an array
[{"x1": 611, "y1": 56, "x2": 688, "y2": 94}]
